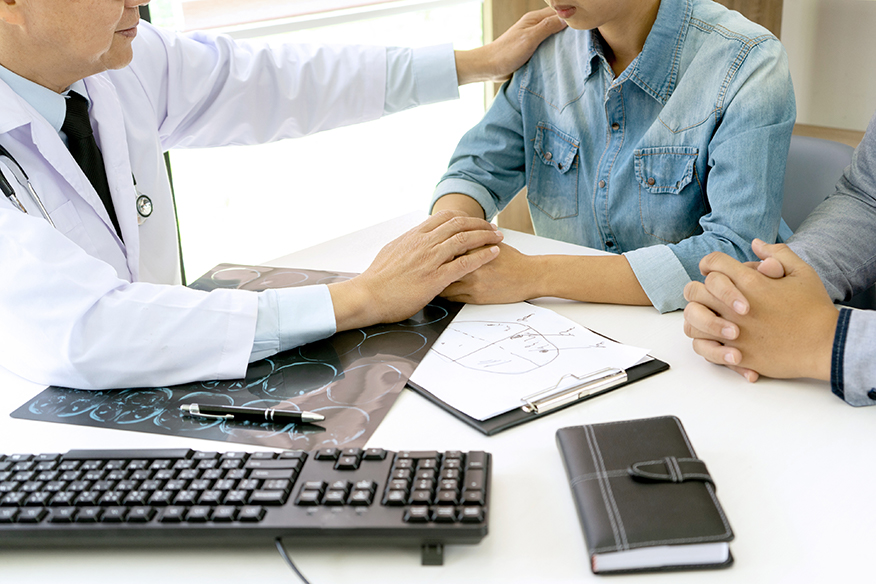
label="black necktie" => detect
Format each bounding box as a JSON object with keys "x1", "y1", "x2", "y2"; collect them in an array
[{"x1": 62, "y1": 91, "x2": 122, "y2": 239}]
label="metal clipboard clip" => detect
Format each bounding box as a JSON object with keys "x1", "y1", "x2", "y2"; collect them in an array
[{"x1": 520, "y1": 367, "x2": 628, "y2": 414}]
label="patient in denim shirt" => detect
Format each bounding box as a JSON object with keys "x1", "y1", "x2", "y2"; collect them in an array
[{"x1": 432, "y1": 0, "x2": 795, "y2": 312}]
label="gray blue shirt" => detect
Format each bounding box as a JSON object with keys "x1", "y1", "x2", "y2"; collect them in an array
[
  {"x1": 432, "y1": 0, "x2": 795, "y2": 312},
  {"x1": 788, "y1": 111, "x2": 876, "y2": 406}
]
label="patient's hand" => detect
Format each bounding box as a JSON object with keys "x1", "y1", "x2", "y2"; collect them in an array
[{"x1": 441, "y1": 242, "x2": 537, "y2": 304}]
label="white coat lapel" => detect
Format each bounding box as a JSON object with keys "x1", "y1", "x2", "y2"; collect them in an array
[{"x1": 85, "y1": 75, "x2": 141, "y2": 281}]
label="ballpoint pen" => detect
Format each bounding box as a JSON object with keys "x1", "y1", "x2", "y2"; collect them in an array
[{"x1": 179, "y1": 403, "x2": 325, "y2": 424}]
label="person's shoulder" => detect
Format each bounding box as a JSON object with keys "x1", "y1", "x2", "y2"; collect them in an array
[{"x1": 688, "y1": 0, "x2": 778, "y2": 46}]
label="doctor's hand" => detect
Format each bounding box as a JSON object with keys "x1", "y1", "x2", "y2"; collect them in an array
[
  {"x1": 328, "y1": 211, "x2": 503, "y2": 331},
  {"x1": 683, "y1": 240, "x2": 839, "y2": 382},
  {"x1": 440, "y1": 242, "x2": 535, "y2": 304},
  {"x1": 455, "y1": 7, "x2": 567, "y2": 85}
]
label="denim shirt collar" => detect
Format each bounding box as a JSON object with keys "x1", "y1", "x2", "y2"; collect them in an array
[{"x1": 593, "y1": 0, "x2": 692, "y2": 105}]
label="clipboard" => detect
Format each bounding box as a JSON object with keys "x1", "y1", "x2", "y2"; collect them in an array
[{"x1": 407, "y1": 355, "x2": 669, "y2": 436}]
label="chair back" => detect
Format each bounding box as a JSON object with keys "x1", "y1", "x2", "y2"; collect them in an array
[{"x1": 782, "y1": 135, "x2": 854, "y2": 232}]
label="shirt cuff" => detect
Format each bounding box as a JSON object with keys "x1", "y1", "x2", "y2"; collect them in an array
[
  {"x1": 250, "y1": 285, "x2": 337, "y2": 362},
  {"x1": 431, "y1": 178, "x2": 498, "y2": 219},
  {"x1": 624, "y1": 245, "x2": 692, "y2": 313},
  {"x1": 384, "y1": 44, "x2": 458, "y2": 115},
  {"x1": 831, "y1": 307, "x2": 876, "y2": 406}
]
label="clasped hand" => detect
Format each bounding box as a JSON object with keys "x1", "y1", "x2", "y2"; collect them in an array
[{"x1": 682, "y1": 239, "x2": 839, "y2": 382}]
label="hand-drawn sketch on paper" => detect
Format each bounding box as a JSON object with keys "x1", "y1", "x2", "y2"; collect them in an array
[{"x1": 409, "y1": 302, "x2": 649, "y2": 421}]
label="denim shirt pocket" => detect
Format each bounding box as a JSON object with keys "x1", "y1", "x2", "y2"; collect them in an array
[
  {"x1": 527, "y1": 122, "x2": 579, "y2": 220},
  {"x1": 634, "y1": 146, "x2": 705, "y2": 242}
]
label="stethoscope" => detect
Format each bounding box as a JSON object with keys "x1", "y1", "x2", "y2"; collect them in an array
[
  {"x1": 0, "y1": 143, "x2": 154, "y2": 228},
  {"x1": 0, "y1": 143, "x2": 55, "y2": 228}
]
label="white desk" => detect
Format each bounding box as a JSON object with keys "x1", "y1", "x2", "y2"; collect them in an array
[{"x1": 2, "y1": 213, "x2": 873, "y2": 583}]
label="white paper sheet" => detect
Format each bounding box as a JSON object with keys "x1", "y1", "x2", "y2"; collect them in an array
[{"x1": 409, "y1": 302, "x2": 650, "y2": 421}]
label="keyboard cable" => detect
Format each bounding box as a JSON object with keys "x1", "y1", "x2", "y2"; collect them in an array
[{"x1": 275, "y1": 537, "x2": 313, "y2": 584}]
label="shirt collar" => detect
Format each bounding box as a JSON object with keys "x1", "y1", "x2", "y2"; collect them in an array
[
  {"x1": 0, "y1": 64, "x2": 89, "y2": 134},
  {"x1": 625, "y1": 0, "x2": 693, "y2": 104}
]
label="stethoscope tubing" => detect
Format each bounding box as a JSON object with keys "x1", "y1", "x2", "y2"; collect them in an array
[{"x1": 0, "y1": 143, "x2": 56, "y2": 228}]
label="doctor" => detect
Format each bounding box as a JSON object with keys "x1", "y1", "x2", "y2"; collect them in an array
[{"x1": 0, "y1": 0, "x2": 565, "y2": 390}]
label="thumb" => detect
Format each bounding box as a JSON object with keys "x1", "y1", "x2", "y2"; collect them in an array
[{"x1": 751, "y1": 239, "x2": 808, "y2": 276}]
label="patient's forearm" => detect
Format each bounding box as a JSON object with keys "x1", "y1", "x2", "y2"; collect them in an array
[{"x1": 432, "y1": 193, "x2": 486, "y2": 220}]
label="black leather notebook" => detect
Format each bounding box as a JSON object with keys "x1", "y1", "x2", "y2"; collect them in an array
[{"x1": 556, "y1": 416, "x2": 734, "y2": 574}]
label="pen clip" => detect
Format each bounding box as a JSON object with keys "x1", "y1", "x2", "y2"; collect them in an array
[
  {"x1": 520, "y1": 367, "x2": 627, "y2": 414},
  {"x1": 186, "y1": 412, "x2": 234, "y2": 421}
]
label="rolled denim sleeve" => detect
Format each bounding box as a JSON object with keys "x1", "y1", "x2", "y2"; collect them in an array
[
  {"x1": 830, "y1": 308, "x2": 876, "y2": 406},
  {"x1": 640, "y1": 40, "x2": 795, "y2": 311},
  {"x1": 384, "y1": 45, "x2": 458, "y2": 115},
  {"x1": 250, "y1": 285, "x2": 336, "y2": 362},
  {"x1": 431, "y1": 72, "x2": 527, "y2": 217}
]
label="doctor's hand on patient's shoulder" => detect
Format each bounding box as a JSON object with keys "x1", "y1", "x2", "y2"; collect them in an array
[
  {"x1": 441, "y1": 242, "x2": 536, "y2": 304},
  {"x1": 454, "y1": 7, "x2": 567, "y2": 85},
  {"x1": 682, "y1": 239, "x2": 839, "y2": 383},
  {"x1": 328, "y1": 211, "x2": 503, "y2": 331}
]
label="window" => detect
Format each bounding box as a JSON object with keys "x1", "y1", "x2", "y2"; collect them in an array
[{"x1": 147, "y1": 0, "x2": 486, "y2": 281}]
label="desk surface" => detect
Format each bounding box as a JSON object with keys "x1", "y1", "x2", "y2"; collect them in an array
[{"x1": 2, "y1": 212, "x2": 872, "y2": 583}]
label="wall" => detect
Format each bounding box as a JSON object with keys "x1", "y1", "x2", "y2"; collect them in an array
[{"x1": 782, "y1": 0, "x2": 876, "y2": 131}]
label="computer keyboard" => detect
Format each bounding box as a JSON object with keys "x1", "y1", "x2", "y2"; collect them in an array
[{"x1": 0, "y1": 447, "x2": 490, "y2": 565}]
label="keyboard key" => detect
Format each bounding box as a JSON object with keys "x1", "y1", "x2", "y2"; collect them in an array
[
  {"x1": 462, "y1": 490, "x2": 485, "y2": 505},
  {"x1": 363, "y1": 448, "x2": 386, "y2": 460},
  {"x1": 185, "y1": 506, "x2": 212, "y2": 522},
  {"x1": 383, "y1": 490, "x2": 407, "y2": 506},
  {"x1": 48, "y1": 507, "x2": 76, "y2": 523},
  {"x1": 322, "y1": 490, "x2": 347, "y2": 506},
  {"x1": 403, "y1": 506, "x2": 430, "y2": 523},
  {"x1": 224, "y1": 490, "x2": 250, "y2": 505},
  {"x1": 17, "y1": 507, "x2": 48, "y2": 523},
  {"x1": 463, "y1": 470, "x2": 485, "y2": 492},
  {"x1": 237, "y1": 505, "x2": 265, "y2": 522},
  {"x1": 409, "y1": 490, "x2": 433, "y2": 504},
  {"x1": 295, "y1": 490, "x2": 321, "y2": 506},
  {"x1": 348, "y1": 490, "x2": 373, "y2": 506},
  {"x1": 431, "y1": 506, "x2": 457, "y2": 523},
  {"x1": 127, "y1": 507, "x2": 156, "y2": 523},
  {"x1": 460, "y1": 506, "x2": 485, "y2": 523},
  {"x1": 334, "y1": 456, "x2": 360, "y2": 471},
  {"x1": 251, "y1": 469, "x2": 295, "y2": 480},
  {"x1": 0, "y1": 508, "x2": 17, "y2": 522},
  {"x1": 435, "y1": 490, "x2": 458, "y2": 505},
  {"x1": 314, "y1": 448, "x2": 339, "y2": 460},
  {"x1": 250, "y1": 452, "x2": 276, "y2": 460},
  {"x1": 466, "y1": 452, "x2": 487, "y2": 470},
  {"x1": 244, "y1": 459, "x2": 301, "y2": 470},
  {"x1": 211, "y1": 506, "x2": 237, "y2": 522},
  {"x1": 100, "y1": 507, "x2": 127, "y2": 522},
  {"x1": 157, "y1": 506, "x2": 185, "y2": 523},
  {"x1": 75, "y1": 507, "x2": 102, "y2": 522},
  {"x1": 250, "y1": 490, "x2": 286, "y2": 505}
]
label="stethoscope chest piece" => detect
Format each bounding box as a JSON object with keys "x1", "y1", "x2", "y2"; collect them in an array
[{"x1": 136, "y1": 193, "x2": 153, "y2": 225}]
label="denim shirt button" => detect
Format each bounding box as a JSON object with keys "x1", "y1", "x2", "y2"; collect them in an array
[
  {"x1": 544, "y1": 151, "x2": 553, "y2": 161},
  {"x1": 606, "y1": 240, "x2": 615, "y2": 248},
  {"x1": 867, "y1": 389, "x2": 876, "y2": 401},
  {"x1": 611, "y1": 123, "x2": 620, "y2": 131},
  {"x1": 599, "y1": 180, "x2": 606, "y2": 188},
  {"x1": 647, "y1": 177, "x2": 656, "y2": 186}
]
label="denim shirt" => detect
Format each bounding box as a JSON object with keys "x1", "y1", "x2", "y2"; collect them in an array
[
  {"x1": 788, "y1": 111, "x2": 876, "y2": 406},
  {"x1": 432, "y1": 0, "x2": 795, "y2": 312}
]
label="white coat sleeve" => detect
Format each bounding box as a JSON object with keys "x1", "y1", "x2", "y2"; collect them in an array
[{"x1": 0, "y1": 202, "x2": 257, "y2": 390}]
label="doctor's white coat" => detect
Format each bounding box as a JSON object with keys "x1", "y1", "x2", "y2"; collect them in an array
[{"x1": 0, "y1": 23, "x2": 424, "y2": 390}]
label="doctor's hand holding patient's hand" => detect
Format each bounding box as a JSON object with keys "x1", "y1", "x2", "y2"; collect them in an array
[
  {"x1": 454, "y1": 7, "x2": 567, "y2": 85},
  {"x1": 683, "y1": 239, "x2": 840, "y2": 382},
  {"x1": 328, "y1": 211, "x2": 502, "y2": 331}
]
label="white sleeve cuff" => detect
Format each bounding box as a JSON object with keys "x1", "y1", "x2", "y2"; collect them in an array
[{"x1": 251, "y1": 285, "x2": 337, "y2": 362}]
